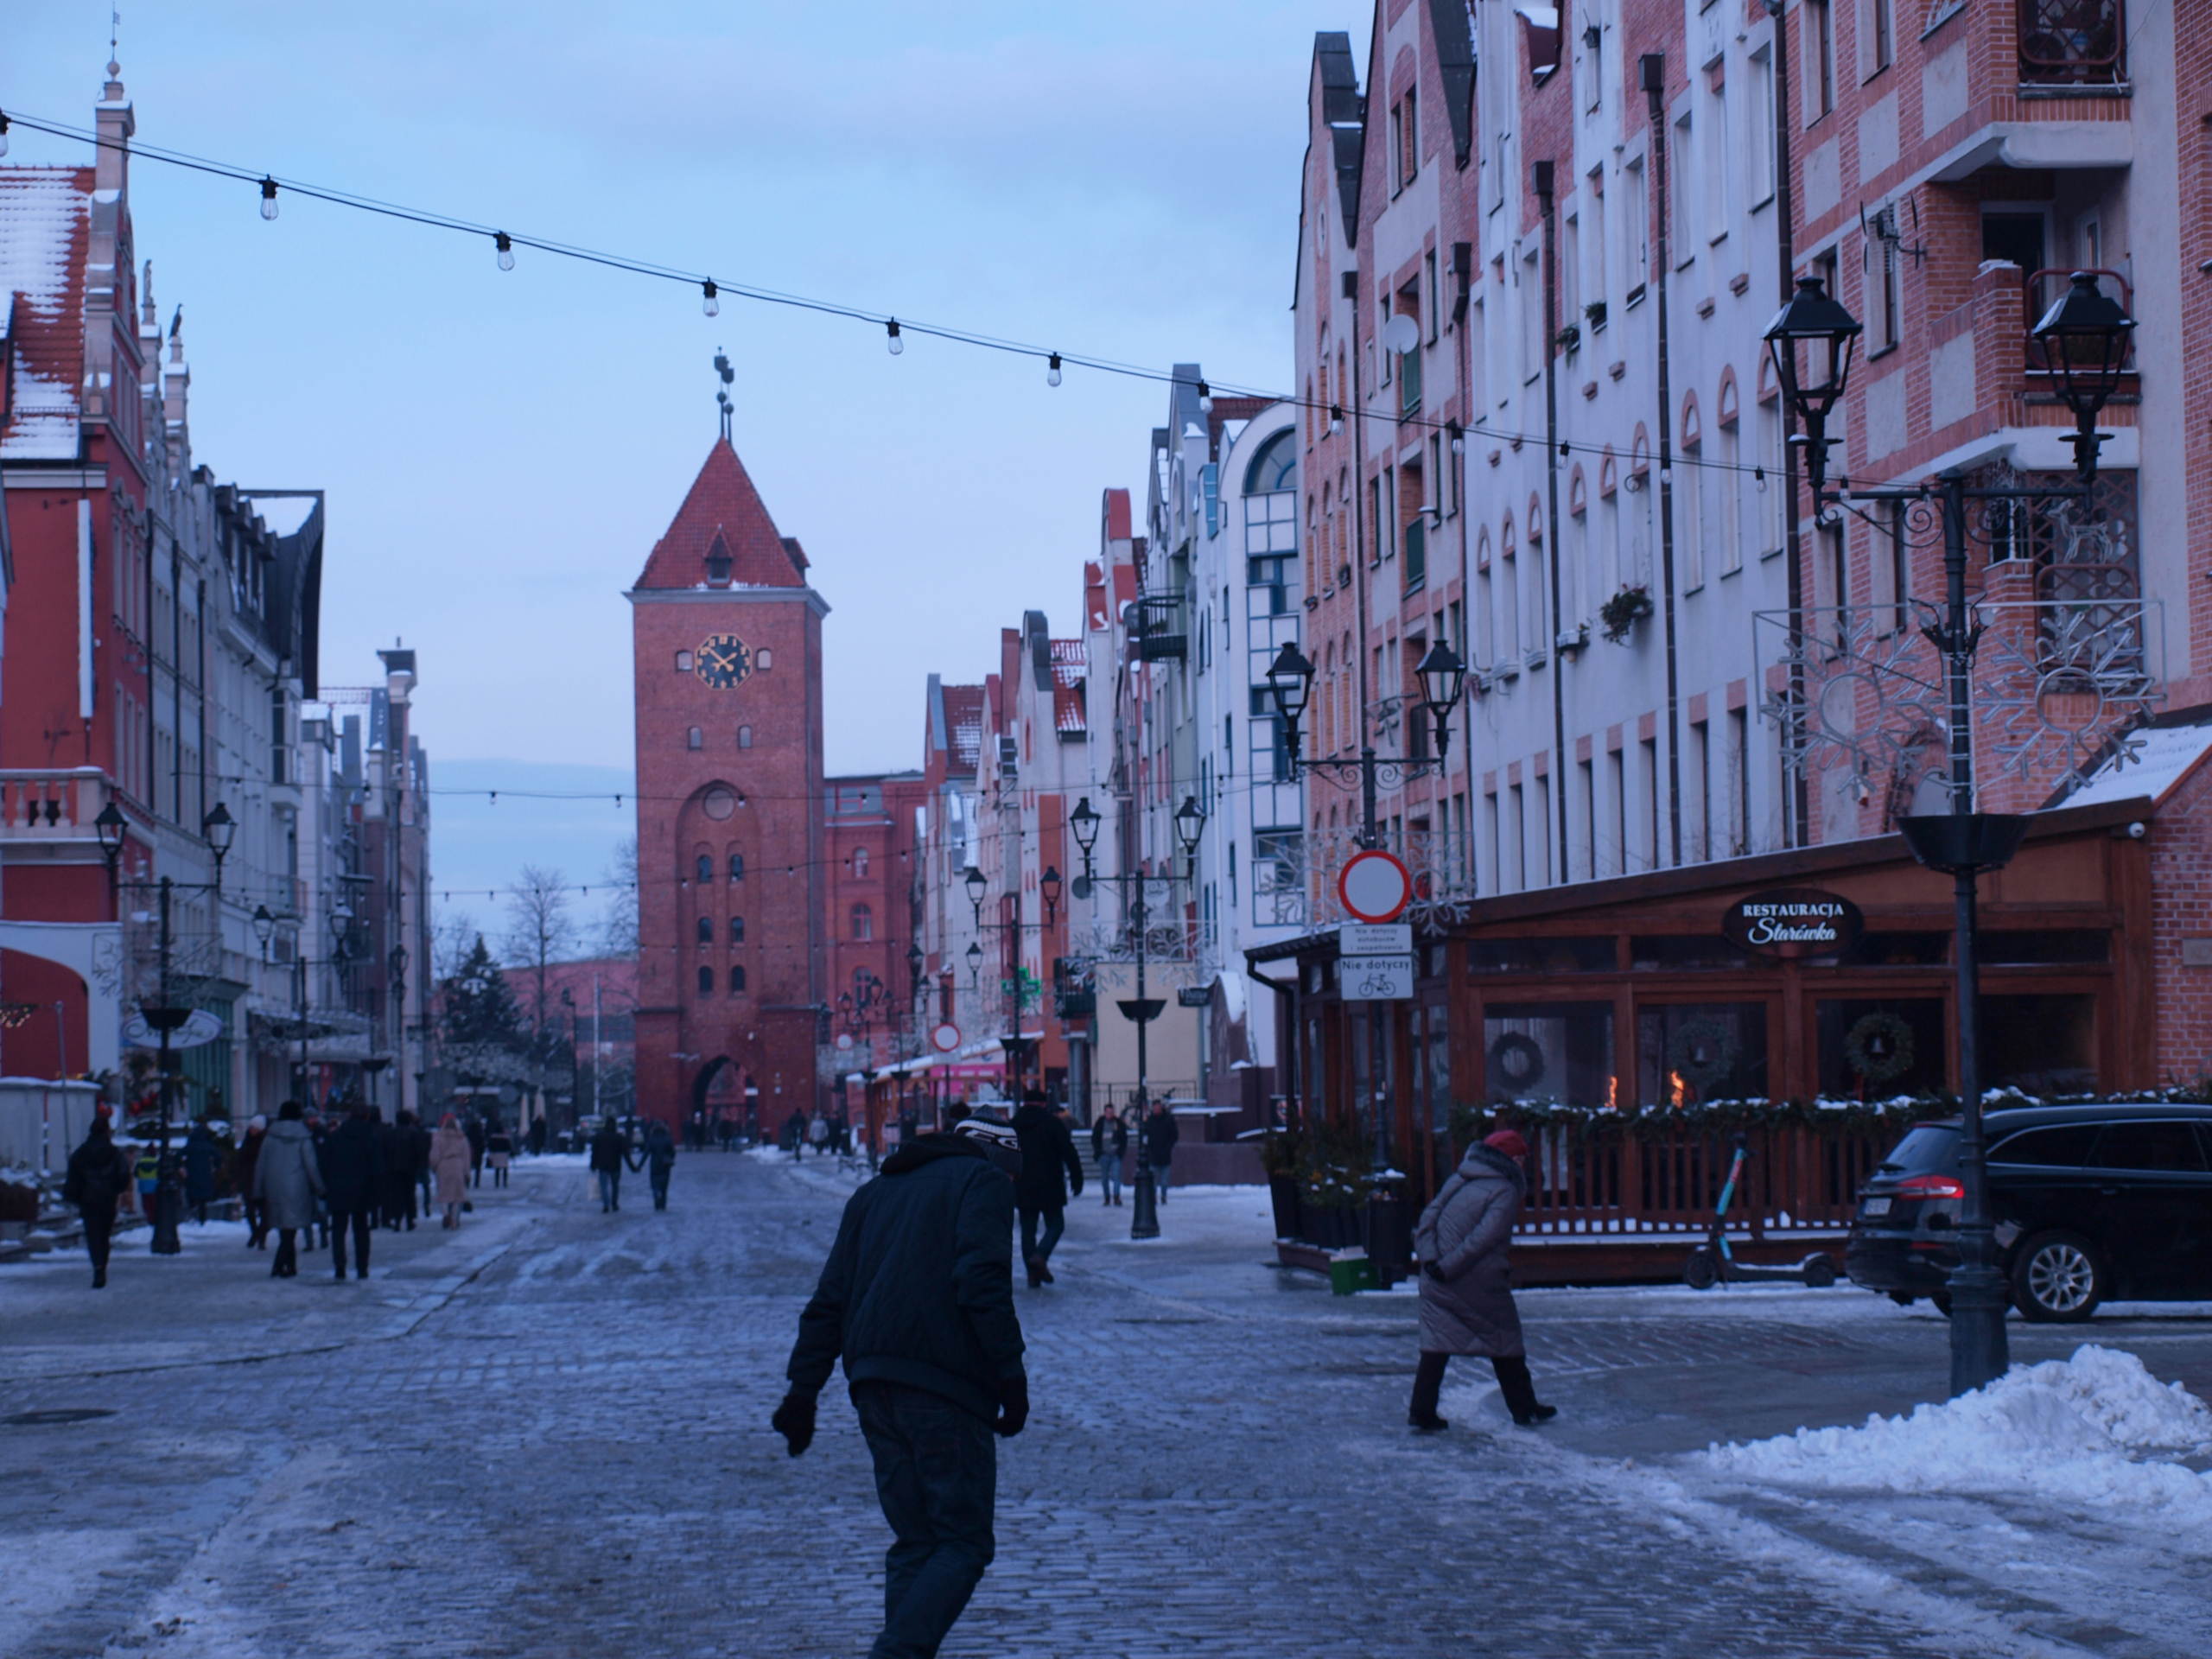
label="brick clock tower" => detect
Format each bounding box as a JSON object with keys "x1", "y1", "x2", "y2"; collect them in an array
[{"x1": 629, "y1": 440, "x2": 828, "y2": 1135}]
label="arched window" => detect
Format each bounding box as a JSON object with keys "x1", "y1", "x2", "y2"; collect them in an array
[
  {"x1": 696, "y1": 916, "x2": 714, "y2": 946},
  {"x1": 697, "y1": 965, "x2": 715, "y2": 995},
  {"x1": 687, "y1": 727, "x2": 703, "y2": 750},
  {"x1": 737, "y1": 725, "x2": 753, "y2": 749},
  {"x1": 1243, "y1": 427, "x2": 1298, "y2": 494},
  {"x1": 730, "y1": 915, "x2": 745, "y2": 944},
  {"x1": 729, "y1": 852, "x2": 744, "y2": 881},
  {"x1": 850, "y1": 904, "x2": 874, "y2": 941},
  {"x1": 729, "y1": 965, "x2": 746, "y2": 993},
  {"x1": 854, "y1": 847, "x2": 870, "y2": 878},
  {"x1": 696, "y1": 854, "x2": 713, "y2": 884}
]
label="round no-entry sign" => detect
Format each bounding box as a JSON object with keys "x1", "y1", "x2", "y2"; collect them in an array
[
  {"x1": 1338, "y1": 849, "x2": 1413, "y2": 923},
  {"x1": 931, "y1": 1022, "x2": 963, "y2": 1053}
]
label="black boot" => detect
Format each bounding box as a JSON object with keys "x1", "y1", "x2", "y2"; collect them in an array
[
  {"x1": 1493, "y1": 1357, "x2": 1556, "y2": 1426},
  {"x1": 1408, "y1": 1351, "x2": 1450, "y2": 1431}
]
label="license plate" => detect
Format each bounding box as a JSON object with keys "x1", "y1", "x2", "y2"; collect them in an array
[{"x1": 1861, "y1": 1197, "x2": 1891, "y2": 1217}]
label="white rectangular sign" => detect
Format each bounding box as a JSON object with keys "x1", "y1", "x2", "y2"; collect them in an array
[
  {"x1": 1338, "y1": 923, "x2": 1413, "y2": 956},
  {"x1": 1339, "y1": 955, "x2": 1414, "y2": 1001}
]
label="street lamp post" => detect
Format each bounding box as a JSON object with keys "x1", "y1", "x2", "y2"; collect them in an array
[
  {"x1": 1766, "y1": 270, "x2": 2134, "y2": 1398},
  {"x1": 1066, "y1": 793, "x2": 1205, "y2": 1241}
]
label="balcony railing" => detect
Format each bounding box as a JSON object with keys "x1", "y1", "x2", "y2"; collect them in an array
[
  {"x1": 2022, "y1": 268, "x2": 2134, "y2": 375},
  {"x1": 0, "y1": 769, "x2": 113, "y2": 840},
  {"x1": 2019, "y1": 0, "x2": 2126, "y2": 86}
]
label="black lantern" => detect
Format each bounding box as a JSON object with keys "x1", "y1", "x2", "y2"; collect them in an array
[
  {"x1": 95, "y1": 798, "x2": 128, "y2": 882},
  {"x1": 1173, "y1": 795, "x2": 1207, "y2": 865},
  {"x1": 201, "y1": 801, "x2": 237, "y2": 860},
  {"x1": 1068, "y1": 797, "x2": 1102, "y2": 883},
  {"x1": 1039, "y1": 864, "x2": 1063, "y2": 925},
  {"x1": 1764, "y1": 275, "x2": 1863, "y2": 427},
  {"x1": 1415, "y1": 638, "x2": 1465, "y2": 715},
  {"x1": 251, "y1": 904, "x2": 276, "y2": 960},
  {"x1": 2031, "y1": 271, "x2": 2135, "y2": 478},
  {"x1": 963, "y1": 865, "x2": 988, "y2": 911},
  {"x1": 965, "y1": 939, "x2": 983, "y2": 976},
  {"x1": 1264, "y1": 640, "x2": 1315, "y2": 725}
]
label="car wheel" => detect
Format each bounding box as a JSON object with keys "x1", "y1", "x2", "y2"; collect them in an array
[
  {"x1": 1802, "y1": 1255, "x2": 1838, "y2": 1288},
  {"x1": 2012, "y1": 1231, "x2": 2104, "y2": 1323},
  {"x1": 1887, "y1": 1290, "x2": 1916, "y2": 1307},
  {"x1": 1682, "y1": 1248, "x2": 1719, "y2": 1290}
]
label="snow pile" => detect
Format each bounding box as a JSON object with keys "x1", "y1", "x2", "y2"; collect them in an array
[{"x1": 1705, "y1": 1345, "x2": 2212, "y2": 1531}]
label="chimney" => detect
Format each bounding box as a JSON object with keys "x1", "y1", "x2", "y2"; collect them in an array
[{"x1": 95, "y1": 62, "x2": 133, "y2": 197}]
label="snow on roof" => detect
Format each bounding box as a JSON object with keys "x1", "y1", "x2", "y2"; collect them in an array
[
  {"x1": 2056, "y1": 715, "x2": 2212, "y2": 810},
  {"x1": 1050, "y1": 639, "x2": 1086, "y2": 734},
  {"x1": 941, "y1": 684, "x2": 986, "y2": 773},
  {"x1": 0, "y1": 168, "x2": 92, "y2": 462}
]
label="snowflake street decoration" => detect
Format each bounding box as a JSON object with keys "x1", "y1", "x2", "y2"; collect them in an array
[
  {"x1": 1975, "y1": 599, "x2": 2161, "y2": 796},
  {"x1": 1756, "y1": 604, "x2": 1951, "y2": 802}
]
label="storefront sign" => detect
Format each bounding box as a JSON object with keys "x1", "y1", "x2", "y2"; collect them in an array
[
  {"x1": 1175, "y1": 986, "x2": 1211, "y2": 1008},
  {"x1": 1339, "y1": 955, "x2": 1414, "y2": 1001},
  {"x1": 1722, "y1": 888, "x2": 1864, "y2": 958}
]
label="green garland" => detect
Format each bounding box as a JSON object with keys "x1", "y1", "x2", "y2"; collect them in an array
[{"x1": 1844, "y1": 1012, "x2": 1916, "y2": 1088}]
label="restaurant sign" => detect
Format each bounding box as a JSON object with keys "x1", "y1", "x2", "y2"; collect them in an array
[{"x1": 1721, "y1": 888, "x2": 1864, "y2": 958}]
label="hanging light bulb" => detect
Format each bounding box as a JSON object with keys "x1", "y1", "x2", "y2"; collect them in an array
[
  {"x1": 494, "y1": 232, "x2": 515, "y2": 271},
  {"x1": 1197, "y1": 378, "x2": 1213, "y2": 413},
  {"x1": 702, "y1": 278, "x2": 720, "y2": 318},
  {"x1": 886, "y1": 318, "x2": 904, "y2": 355},
  {"x1": 1047, "y1": 353, "x2": 1062, "y2": 387},
  {"x1": 1754, "y1": 465, "x2": 1768, "y2": 493},
  {"x1": 1328, "y1": 404, "x2": 1343, "y2": 434},
  {"x1": 258, "y1": 176, "x2": 279, "y2": 220}
]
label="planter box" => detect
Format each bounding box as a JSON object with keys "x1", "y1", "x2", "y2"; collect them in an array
[{"x1": 1268, "y1": 1172, "x2": 1304, "y2": 1242}]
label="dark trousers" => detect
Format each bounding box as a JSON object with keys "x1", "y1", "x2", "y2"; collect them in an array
[
  {"x1": 1409, "y1": 1351, "x2": 1541, "y2": 1421},
  {"x1": 1017, "y1": 1206, "x2": 1065, "y2": 1267},
  {"x1": 330, "y1": 1209, "x2": 373, "y2": 1277},
  {"x1": 81, "y1": 1205, "x2": 116, "y2": 1276},
  {"x1": 650, "y1": 1168, "x2": 671, "y2": 1210},
  {"x1": 853, "y1": 1383, "x2": 996, "y2": 1659},
  {"x1": 245, "y1": 1198, "x2": 268, "y2": 1247},
  {"x1": 273, "y1": 1229, "x2": 299, "y2": 1276}
]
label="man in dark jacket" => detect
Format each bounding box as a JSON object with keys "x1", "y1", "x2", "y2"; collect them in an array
[
  {"x1": 1141, "y1": 1097, "x2": 1179, "y2": 1201},
  {"x1": 1090, "y1": 1106, "x2": 1126, "y2": 1207},
  {"x1": 774, "y1": 1117, "x2": 1029, "y2": 1659},
  {"x1": 320, "y1": 1103, "x2": 383, "y2": 1280},
  {"x1": 1011, "y1": 1090, "x2": 1084, "y2": 1287},
  {"x1": 63, "y1": 1108, "x2": 134, "y2": 1288},
  {"x1": 380, "y1": 1110, "x2": 418, "y2": 1231},
  {"x1": 589, "y1": 1118, "x2": 639, "y2": 1212}
]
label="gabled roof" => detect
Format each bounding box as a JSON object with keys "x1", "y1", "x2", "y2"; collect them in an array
[
  {"x1": 1050, "y1": 639, "x2": 1087, "y2": 735},
  {"x1": 1314, "y1": 33, "x2": 1363, "y2": 248},
  {"x1": 1427, "y1": 0, "x2": 1477, "y2": 168},
  {"x1": 0, "y1": 168, "x2": 93, "y2": 461},
  {"x1": 941, "y1": 684, "x2": 986, "y2": 776},
  {"x1": 632, "y1": 439, "x2": 806, "y2": 590}
]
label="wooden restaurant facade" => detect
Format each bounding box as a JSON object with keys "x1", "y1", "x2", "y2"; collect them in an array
[{"x1": 1249, "y1": 795, "x2": 2158, "y2": 1283}]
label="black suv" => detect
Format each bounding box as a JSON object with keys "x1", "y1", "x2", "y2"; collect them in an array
[{"x1": 1845, "y1": 1103, "x2": 2212, "y2": 1321}]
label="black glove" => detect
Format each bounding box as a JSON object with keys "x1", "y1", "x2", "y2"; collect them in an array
[
  {"x1": 995, "y1": 1375, "x2": 1030, "y2": 1439},
  {"x1": 1422, "y1": 1260, "x2": 1446, "y2": 1281},
  {"x1": 771, "y1": 1390, "x2": 817, "y2": 1457}
]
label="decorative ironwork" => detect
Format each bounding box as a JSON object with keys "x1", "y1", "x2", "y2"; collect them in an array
[{"x1": 1246, "y1": 828, "x2": 1478, "y2": 933}]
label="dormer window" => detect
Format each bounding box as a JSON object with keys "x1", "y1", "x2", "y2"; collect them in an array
[{"x1": 705, "y1": 530, "x2": 733, "y2": 587}]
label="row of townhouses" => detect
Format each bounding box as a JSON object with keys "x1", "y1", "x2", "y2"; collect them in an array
[{"x1": 0, "y1": 67, "x2": 435, "y2": 1142}]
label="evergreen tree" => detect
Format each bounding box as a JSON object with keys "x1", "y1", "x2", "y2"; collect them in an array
[{"x1": 441, "y1": 934, "x2": 525, "y2": 1048}]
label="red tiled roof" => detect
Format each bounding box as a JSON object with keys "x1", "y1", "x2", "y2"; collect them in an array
[
  {"x1": 1051, "y1": 639, "x2": 1086, "y2": 734},
  {"x1": 0, "y1": 168, "x2": 92, "y2": 462},
  {"x1": 942, "y1": 684, "x2": 985, "y2": 773},
  {"x1": 632, "y1": 440, "x2": 806, "y2": 590}
]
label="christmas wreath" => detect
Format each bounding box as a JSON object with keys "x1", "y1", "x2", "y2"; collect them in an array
[
  {"x1": 1844, "y1": 1011, "x2": 1916, "y2": 1090},
  {"x1": 1666, "y1": 1017, "x2": 1739, "y2": 1100},
  {"x1": 1487, "y1": 1032, "x2": 1548, "y2": 1094}
]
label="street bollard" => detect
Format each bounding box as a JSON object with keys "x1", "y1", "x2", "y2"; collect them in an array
[{"x1": 1129, "y1": 1160, "x2": 1160, "y2": 1240}]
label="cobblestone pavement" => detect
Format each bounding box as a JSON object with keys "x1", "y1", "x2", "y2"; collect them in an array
[{"x1": 4, "y1": 1152, "x2": 2208, "y2": 1658}]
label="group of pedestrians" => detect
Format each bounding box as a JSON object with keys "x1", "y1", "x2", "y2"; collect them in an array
[{"x1": 588, "y1": 1116, "x2": 677, "y2": 1212}]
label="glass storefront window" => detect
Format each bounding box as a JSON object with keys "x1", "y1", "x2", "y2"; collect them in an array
[
  {"x1": 1636, "y1": 1001, "x2": 1769, "y2": 1105},
  {"x1": 1980, "y1": 993, "x2": 2096, "y2": 1095},
  {"x1": 1466, "y1": 937, "x2": 1617, "y2": 974},
  {"x1": 1980, "y1": 930, "x2": 2110, "y2": 966},
  {"x1": 1815, "y1": 998, "x2": 1947, "y2": 1096},
  {"x1": 1484, "y1": 1001, "x2": 1616, "y2": 1107},
  {"x1": 1629, "y1": 936, "x2": 1751, "y2": 970}
]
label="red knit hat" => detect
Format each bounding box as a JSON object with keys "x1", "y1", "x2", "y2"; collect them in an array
[{"x1": 1483, "y1": 1128, "x2": 1530, "y2": 1162}]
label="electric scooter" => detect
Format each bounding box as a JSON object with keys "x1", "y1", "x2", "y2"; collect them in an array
[{"x1": 1682, "y1": 1133, "x2": 1839, "y2": 1289}]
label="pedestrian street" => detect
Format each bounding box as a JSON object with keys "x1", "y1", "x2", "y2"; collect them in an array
[{"x1": 5, "y1": 1151, "x2": 2209, "y2": 1659}]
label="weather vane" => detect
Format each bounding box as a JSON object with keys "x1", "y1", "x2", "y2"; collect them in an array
[{"x1": 714, "y1": 349, "x2": 734, "y2": 440}]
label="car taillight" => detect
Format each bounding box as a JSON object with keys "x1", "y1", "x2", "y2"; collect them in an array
[{"x1": 1895, "y1": 1174, "x2": 1963, "y2": 1199}]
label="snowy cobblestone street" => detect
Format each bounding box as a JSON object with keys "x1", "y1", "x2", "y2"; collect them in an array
[{"x1": 4, "y1": 1152, "x2": 2209, "y2": 1659}]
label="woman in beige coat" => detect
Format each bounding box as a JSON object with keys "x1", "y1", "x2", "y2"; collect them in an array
[
  {"x1": 430, "y1": 1113, "x2": 473, "y2": 1228},
  {"x1": 1408, "y1": 1128, "x2": 1555, "y2": 1432}
]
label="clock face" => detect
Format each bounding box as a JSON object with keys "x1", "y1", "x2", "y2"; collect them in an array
[{"x1": 695, "y1": 633, "x2": 753, "y2": 690}]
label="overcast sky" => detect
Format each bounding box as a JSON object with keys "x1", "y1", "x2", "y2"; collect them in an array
[{"x1": 5, "y1": 1, "x2": 1344, "y2": 799}]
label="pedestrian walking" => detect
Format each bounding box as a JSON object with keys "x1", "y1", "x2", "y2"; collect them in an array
[
  {"x1": 381, "y1": 1110, "x2": 419, "y2": 1231},
  {"x1": 1090, "y1": 1107, "x2": 1126, "y2": 1207},
  {"x1": 412, "y1": 1109, "x2": 435, "y2": 1217},
  {"x1": 773, "y1": 1116, "x2": 1029, "y2": 1659},
  {"x1": 527, "y1": 1116, "x2": 549, "y2": 1157},
  {"x1": 1140, "y1": 1098, "x2": 1179, "y2": 1201},
  {"x1": 465, "y1": 1113, "x2": 488, "y2": 1188},
  {"x1": 131, "y1": 1135, "x2": 161, "y2": 1224},
  {"x1": 807, "y1": 1113, "x2": 830, "y2": 1158},
  {"x1": 320, "y1": 1103, "x2": 383, "y2": 1280},
  {"x1": 252, "y1": 1101, "x2": 323, "y2": 1278},
  {"x1": 1407, "y1": 1128, "x2": 1557, "y2": 1433},
  {"x1": 304, "y1": 1109, "x2": 332, "y2": 1249},
  {"x1": 589, "y1": 1116, "x2": 639, "y2": 1212},
  {"x1": 231, "y1": 1116, "x2": 269, "y2": 1248},
  {"x1": 1012, "y1": 1089, "x2": 1084, "y2": 1287},
  {"x1": 430, "y1": 1114, "x2": 472, "y2": 1228},
  {"x1": 644, "y1": 1119, "x2": 677, "y2": 1210},
  {"x1": 486, "y1": 1122, "x2": 514, "y2": 1188},
  {"x1": 182, "y1": 1121, "x2": 222, "y2": 1225},
  {"x1": 61, "y1": 1107, "x2": 134, "y2": 1288}
]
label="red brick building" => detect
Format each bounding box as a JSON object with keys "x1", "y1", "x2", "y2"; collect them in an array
[{"x1": 628, "y1": 441, "x2": 828, "y2": 1134}]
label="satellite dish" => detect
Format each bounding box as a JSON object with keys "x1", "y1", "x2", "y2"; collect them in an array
[{"x1": 1382, "y1": 314, "x2": 1421, "y2": 356}]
